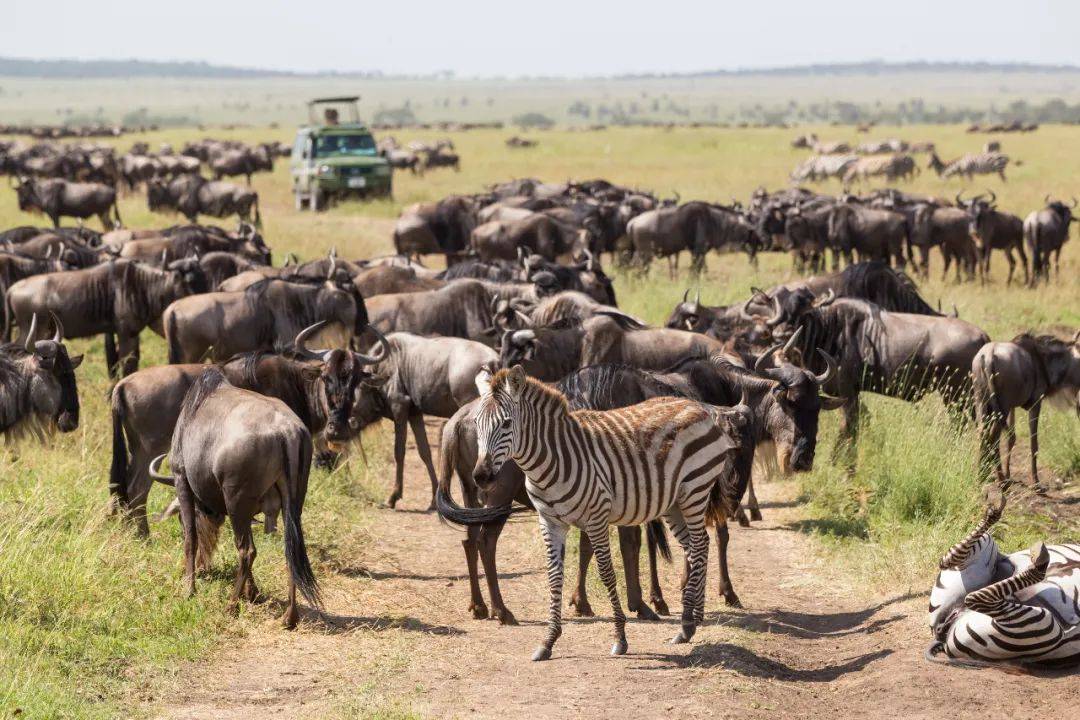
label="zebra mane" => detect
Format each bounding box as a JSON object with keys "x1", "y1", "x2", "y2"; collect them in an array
[{"x1": 491, "y1": 368, "x2": 570, "y2": 413}]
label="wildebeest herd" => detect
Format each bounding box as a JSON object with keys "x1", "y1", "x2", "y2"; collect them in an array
[{"x1": 0, "y1": 168, "x2": 1077, "y2": 667}]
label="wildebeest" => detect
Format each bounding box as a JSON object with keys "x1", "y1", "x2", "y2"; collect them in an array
[
  {"x1": 163, "y1": 277, "x2": 366, "y2": 363},
  {"x1": 972, "y1": 331, "x2": 1080, "y2": 492},
  {"x1": 353, "y1": 263, "x2": 445, "y2": 296},
  {"x1": 827, "y1": 202, "x2": 907, "y2": 269},
  {"x1": 928, "y1": 152, "x2": 1009, "y2": 181},
  {"x1": 772, "y1": 293, "x2": 989, "y2": 458},
  {"x1": 361, "y1": 280, "x2": 508, "y2": 344},
  {"x1": 957, "y1": 191, "x2": 1028, "y2": 285},
  {"x1": 1023, "y1": 196, "x2": 1076, "y2": 283},
  {"x1": 110, "y1": 323, "x2": 388, "y2": 535},
  {"x1": 210, "y1": 145, "x2": 273, "y2": 184},
  {"x1": 6, "y1": 258, "x2": 208, "y2": 376},
  {"x1": 911, "y1": 205, "x2": 977, "y2": 282},
  {"x1": 346, "y1": 332, "x2": 498, "y2": 510},
  {"x1": 472, "y1": 213, "x2": 588, "y2": 262},
  {"x1": 14, "y1": 177, "x2": 121, "y2": 229},
  {"x1": 148, "y1": 175, "x2": 262, "y2": 227},
  {"x1": 381, "y1": 148, "x2": 423, "y2": 174},
  {"x1": 393, "y1": 196, "x2": 478, "y2": 262},
  {"x1": 147, "y1": 368, "x2": 320, "y2": 629},
  {"x1": 627, "y1": 202, "x2": 760, "y2": 275},
  {"x1": 118, "y1": 224, "x2": 271, "y2": 266},
  {"x1": 0, "y1": 313, "x2": 82, "y2": 439}
]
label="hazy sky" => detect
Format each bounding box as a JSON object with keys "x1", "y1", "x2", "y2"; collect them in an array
[{"x1": 6, "y1": 0, "x2": 1080, "y2": 76}]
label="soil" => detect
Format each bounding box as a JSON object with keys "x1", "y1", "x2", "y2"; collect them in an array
[{"x1": 156, "y1": 425, "x2": 1080, "y2": 720}]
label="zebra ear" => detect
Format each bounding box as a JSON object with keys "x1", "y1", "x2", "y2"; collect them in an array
[
  {"x1": 506, "y1": 365, "x2": 527, "y2": 400},
  {"x1": 474, "y1": 367, "x2": 493, "y2": 397}
]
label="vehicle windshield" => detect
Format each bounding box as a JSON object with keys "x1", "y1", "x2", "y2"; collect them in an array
[{"x1": 314, "y1": 134, "x2": 376, "y2": 157}]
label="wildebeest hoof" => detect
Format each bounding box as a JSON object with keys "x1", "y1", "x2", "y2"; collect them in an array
[
  {"x1": 470, "y1": 602, "x2": 489, "y2": 620},
  {"x1": 1034, "y1": 484, "x2": 1049, "y2": 497},
  {"x1": 282, "y1": 607, "x2": 299, "y2": 630},
  {"x1": 749, "y1": 508, "x2": 763, "y2": 522},
  {"x1": 651, "y1": 598, "x2": 670, "y2": 616},
  {"x1": 532, "y1": 646, "x2": 552, "y2": 661},
  {"x1": 494, "y1": 608, "x2": 519, "y2": 626},
  {"x1": 425, "y1": 501, "x2": 437, "y2": 513},
  {"x1": 384, "y1": 493, "x2": 400, "y2": 509},
  {"x1": 570, "y1": 598, "x2": 595, "y2": 617},
  {"x1": 723, "y1": 592, "x2": 743, "y2": 608},
  {"x1": 735, "y1": 510, "x2": 751, "y2": 528},
  {"x1": 611, "y1": 639, "x2": 628, "y2": 656},
  {"x1": 226, "y1": 600, "x2": 240, "y2": 617},
  {"x1": 314, "y1": 451, "x2": 339, "y2": 470},
  {"x1": 636, "y1": 604, "x2": 660, "y2": 621}
]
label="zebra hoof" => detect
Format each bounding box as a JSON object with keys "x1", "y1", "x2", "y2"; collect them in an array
[
  {"x1": 532, "y1": 646, "x2": 552, "y2": 662},
  {"x1": 611, "y1": 639, "x2": 628, "y2": 656},
  {"x1": 669, "y1": 625, "x2": 696, "y2": 644}
]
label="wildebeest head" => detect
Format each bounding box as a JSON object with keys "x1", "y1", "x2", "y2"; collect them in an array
[
  {"x1": 751, "y1": 327, "x2": 841, "y2": 473},
  {"x1": 957, "y1": 189, "x2": 996, "y2": 238},
  {"x1": 488, "y1": 294, "x2": 533, "y2": 335},
  {"x1": 1044, "y1": 194, "x2": 1078, "y2": 224},
  {"x1": 667, "y1": 288, "x2": 707, "y2": 332},
  {"x1": 292, "y1": 322, "x2": 390, "y2": 444},
  {"x1": 10, "y1": 313, "x2": 84, "y2": 433},
  {"x1": 499, "y1": 329, "x2": 538, "y2": 369},
  {"x1": 166, "y1": 256, "x2": 210, "y2": 296},
  {"x1": 14, "y1": 177, "x2": 39, "y2": 213},
  {"x1": 146, "y1": 180, "x2": 172, "y2": 212},
  {"x1": 236, "y1": 222, "x2": 272, "y2": 264}
]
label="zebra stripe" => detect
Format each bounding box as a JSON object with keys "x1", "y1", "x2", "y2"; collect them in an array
[{"x1": 474, "y1": 366, "x2": 746, "y2": 660}]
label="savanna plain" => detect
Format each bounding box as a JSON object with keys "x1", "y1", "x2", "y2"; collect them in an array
[{"x1": 0, "y1": 123, "x2": 1078, "y2": 719}]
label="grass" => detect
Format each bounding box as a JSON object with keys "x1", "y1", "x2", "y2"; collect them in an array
[{"x1": 0, "y1": 121, "x2": 1077, "y2": 716}]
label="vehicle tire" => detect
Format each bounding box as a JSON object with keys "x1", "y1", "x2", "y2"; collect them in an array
[
  {"x1": 311, "y1": 188, "x2": 325, "y2": 212},
  {"x1": 294, "y1": 190, "x2": 305, "y2": 212}
]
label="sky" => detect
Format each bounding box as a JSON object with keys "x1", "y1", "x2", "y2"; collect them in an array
[{"x1": 5, "y1": 0, "x2": 1080, "y2": 77}]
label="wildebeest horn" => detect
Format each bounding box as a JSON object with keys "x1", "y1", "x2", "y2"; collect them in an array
[
  {"x1": 327, "y1": 254, "x2": 337, "y2": 279},
  {"x1": 160, "y1": 249, "x2": 168, "y2": 265},
  {"x1": 23, "y1": 314, "x2": 38, "y2": 351},
  {"x1": 148, "y1": 453, "x2": 175, "y2": 486},
  {"x1": 294, "y1": 321, "x2": 331, "y2": 360},
  {"x1": 49, "y1": 311, "x2": 63, "y2": 343},
  {"x1": 955, "y1": 190, "x2": 965, "y2": 206},
  {"x1": 682, "y1": 288, "x2": 690, "y2": 304},
  {"x1": 740, "y1": 296, "x2": 756, "y2": 321},
  {"x1": 814, "y1": 288, "x2": 836, "y2": 307},
  {"x1": 986, "y1": 189, "x2": 996, "y2": 205},
  {"x1": 44, "y1": 245, "x2": 53, "y2": 259},
  {"x1": 583, "y1": 246, "x2": 595, "y2": 269},
  {"x1": 490, "y1": 293, "x2": 501, "y2": 313},
  {"x1": 754, "y1": 343, "x2": 781, "y2": 372},
  {"x1": 1044, "y1": 193, "x2": 1052, "y2": 205},
  {"x1": 694, "y1": 288, "x2": 700, "y2": 306},
  {"x1": 284, "y1": 252, "x2": 298, "y2": 266},
  {"x1": 765, "y1": 294, "x2": 784, "y2": 327},
  {"x1": 782, "y1": 326, "x2": 803, "y2": 356},
  {"x1": 1071, "y1": 197, "x2": 1078, "y2": 209},
  {"x1": 329, "y1": 246, "x2": 338, "y2": 259},
  {"x1": 1071, "y1": 329, "x2": 1080, "y2": 345},
  {"x1": 353, "y1": 325, "x2": 391, "y2": 366},
  {"x1": 813, "y1": 349, "x2": 837, "y2": 385}
]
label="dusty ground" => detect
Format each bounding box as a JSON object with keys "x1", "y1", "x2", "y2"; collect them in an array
[{"x1": 157, "y1": 427, "x2": 1080, "y2": 720}]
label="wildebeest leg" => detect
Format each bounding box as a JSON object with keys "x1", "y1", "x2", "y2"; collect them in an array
[
  {"x1": 227, "y1": 511, "x2": 258, "y2": 613},
  {"x1": 833, "y1": 396, "x2": 860, "y2": 475},
  {"x1": 407, "y1": 412, "x2": 439, "y2": 511},
  {"x1": 1003, "y1": 410, "x2": 1016, "y2": 481},
  {"x1": 1003, "y1": 249, "x2": 1017, "y2": 286},
  {"x1": 1015, "y1": 242, "x2": 1030, "y2": 286},
  {"x1": 569, "y1": 530, "x2": 595, "y2": 617},
  {"x1": 49, "y1": 213, "x2": 60, "y2": 229},
  {"x1": 386, "y1": 412, "x2": 409, "y2": 508},
  {"x1": 941, "y1": 250, "x2": 952, "y2": 282},
  {"x1": 1028, "y1": 401, "x2": 1045, "y2": 493},
  {"x1": 478, "y1": 519, "x2": 516, "y2": 625},
  {"x1": 117, "y1": 332, "x2": 140, "y2": 377},
  {"x1": 645, "y1": 528, "x2": 669, "y2": 615},
  {"x1": 1054, "y1": 248, "x2": 1062, "y2": 278},
  {"x1": 463, "y1": 524, "x2": 487, "y2": 619},
  {"x1": 618, "y1": 525, "x2": 656, "y2": 620},
  {"x1": 104, "y1": 333, "x2": 120, "y2": 379},
  {"x1": 126, "y1": 443, "x2": 153, "y2": 537},
  {"x1": 715, "y1": 520, "x2": 741, "y2": 607},
  {"x1": 745, "y1": 477, "x2": 762, "y2": 522},
  {"x1": 176, "y1": 476, "x2": 198, "y2": 598}
]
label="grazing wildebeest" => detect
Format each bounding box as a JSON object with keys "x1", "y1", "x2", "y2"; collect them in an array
[
  {"x1": 164, "y1": 277, "x2": 366, "y2": 363},
  {"x1": 771, "y1": 292, "x2": 989, "y2": 460},
  {"x1": 210, "y1": 146, "x2": 273, "y2": 184},
  {"x1": 0, "y1": 313, "x2": 82, "y2": 439},
  {"x1": 148, "y1": 175, "x2": 262, "y2": 227},
  {"x1": 6, "y1": 258, "x2": 208, "y2": 376},
  {"x1": 1023, "y1": 196, "x2": 1076, "y2": 283},
  {"x1": 110, "y1": 323, "x2": 388, "y2": 535},
  {"x1": 972, "y1": 331, "x2": 1080, "y2": 492},
  {"x1": 911, "y1": 205, "x2": 977, "y2": 282},
  {"x1": 627, "y1": 202, "x2": 755, "y2": 275},
  {"x1": 14, "y1": 177, "x2": 121, "y2": 229},
  {"x1": 147, "y1": 368, "x2": 320, "y2": 629},
  {"x1": 957, "y1": 191, "x2": 1029, "y2": 285},
  {"x1": 346, "y1": 331, "x2": 498, "y2": 510},
  {"x1": 928, "y1": 151, "x2": 1009, "y2": 181},
  {"x1": 437, "y1": 366, "x2": 751, "y2": 660}
]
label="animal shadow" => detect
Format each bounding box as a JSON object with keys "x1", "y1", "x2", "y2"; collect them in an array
[
  {"x1": 639, "y1": 643, "x2": 893, "y2": 680},
  {"x1": 712, "y1": 592, "x2": 919, "y2": 639}
]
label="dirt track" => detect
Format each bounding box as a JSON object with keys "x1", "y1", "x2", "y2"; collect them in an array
[{"x1": 157, "y1": 427, "x2": 1079, "y2": 719}]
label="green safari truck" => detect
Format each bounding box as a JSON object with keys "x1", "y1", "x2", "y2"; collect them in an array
[{"x1": 290, "y1": 96, "x2": 392, "y2": 210}]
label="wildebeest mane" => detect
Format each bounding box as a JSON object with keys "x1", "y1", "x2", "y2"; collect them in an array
[
  {"x1": 172, "y1": 366, "x2": 228, "y2": 473},
  {"x1": 556, "y1": 364, "x2": 688, "y2": 412},
  {"x1": 0, "y1": 345, "x2": 34, "y2": 433},
  {"x1": 836, "y1": 262, "x2": 938, "y2": 315},
  {"x1": 1011, "y1": 332, "x2": 1074, "y2": 387},
  {"x1": 438, "y1": 260, "x2": 519, "y2": 282},
  {"x1": 116, "y1": 261, "x2": 188, "y2": 326}
]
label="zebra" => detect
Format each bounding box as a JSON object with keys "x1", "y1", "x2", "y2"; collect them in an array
[
  {"x1": 927, "y1": 151, "x2": 1009, "y2": 181},
  {"x1": 442, "y1": 364, "x2": 751, "y2": 661},
  {"x1": 927, "y1": 497, "x2": 1080, "y2": 667}
]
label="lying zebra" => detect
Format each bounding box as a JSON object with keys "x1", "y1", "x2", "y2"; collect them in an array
[{"x1": 927, "y1": 499, "x2": 1080, "y2": 667}]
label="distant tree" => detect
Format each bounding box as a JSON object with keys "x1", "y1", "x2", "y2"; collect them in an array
[{"x1": 513, "y1": 112, "x2": 555, "y2": 129}]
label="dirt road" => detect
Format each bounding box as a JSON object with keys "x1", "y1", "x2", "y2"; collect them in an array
[{"x1": 157, "y1": 429, "x2": 1079, "y2": 719}]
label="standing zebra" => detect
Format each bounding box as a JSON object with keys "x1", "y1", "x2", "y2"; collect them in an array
[
  {"x1": 927, "y1": 498, "x2": 1080, "y2": 666},
  {"x1": 440, "y1": 365, "x2": 750, "y2": 660}
]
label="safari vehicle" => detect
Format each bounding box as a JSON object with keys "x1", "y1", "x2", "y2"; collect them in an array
[{"x1": 290, "y1": 96, "x2": 391, "y2": 210}]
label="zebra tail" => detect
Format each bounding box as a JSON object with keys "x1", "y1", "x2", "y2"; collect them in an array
[
  {"x1": 924, "y1": 642, "x2": 1038, "y2": 673},
  {"x1": 646, "y1": 520, "x2": 672, "y2": 563}
]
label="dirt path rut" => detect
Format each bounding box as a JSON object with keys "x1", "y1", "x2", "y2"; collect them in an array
[{"x1": 157, "y1": 428, "x2": 1079, "y2": 719}]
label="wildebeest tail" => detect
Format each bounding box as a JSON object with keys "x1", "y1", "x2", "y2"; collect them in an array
[
  {"x1": 109, "y1": 384, "x2": 130, "y2": 505},
  {"x1": 646, "y1": 520, "x2": 672, "y2": 563},
  {"x1": 252, "y1": 196, "x2": 263, "y2": 230},
  {"x1": 112, "y1": 199, "x2": 123, "y2": 229},
  {"x1": 165, "y1": 309, "x2": 182, "y2": 364},
  {"x1": 281, "y1": 434, "x2": 322, "y2": 610}
]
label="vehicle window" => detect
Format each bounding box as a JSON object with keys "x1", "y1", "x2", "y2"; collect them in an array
[
  {"x1": 292, "y1": 133, "x2": 308, "y2": 159},
  {"x1": 314, "y1": 134, "x2": 376, "y2": 157}
]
